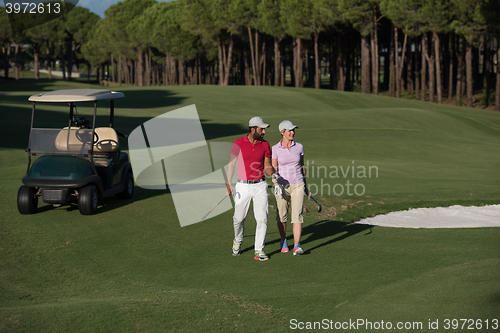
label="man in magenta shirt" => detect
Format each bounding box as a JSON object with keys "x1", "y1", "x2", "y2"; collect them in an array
[{"x1": 226, "y1": 117, "x2": 277, "y2": 261}]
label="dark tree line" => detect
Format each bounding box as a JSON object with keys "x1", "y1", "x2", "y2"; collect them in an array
[{"x1": 1, "y1": 0, "x2": 500, "y2": 110}]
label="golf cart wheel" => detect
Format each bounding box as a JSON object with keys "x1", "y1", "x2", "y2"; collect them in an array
[
  {"x1": 17, "y1": 185, "x2": 38, "y2": 214},
  {"x1": 79, "y1": 184, "x2": 98, "y2": 215},
  {"x1": 117, "y1": 171, "x2": 134, "y2": 199}
]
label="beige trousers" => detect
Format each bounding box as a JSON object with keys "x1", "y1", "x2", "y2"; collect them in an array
[{"x1": 275, "y1": 183, "x2": 305, "y2": 224}]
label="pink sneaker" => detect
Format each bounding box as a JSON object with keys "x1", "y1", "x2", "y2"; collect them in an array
[
  {"x1": 293, "y1": 244, "x2": 304, "y2": 256},
  {"x1": 280, "y1": 239, "x2": 289, "y2": 253}
]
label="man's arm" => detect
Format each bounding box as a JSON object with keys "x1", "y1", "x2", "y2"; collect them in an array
[
  {"x1": 226, "y1": 153, "x2": 237, "y2": 195},
  {"x1": 271, "y1": 159, "x2": 278, "y2": 184},
  {"x1": 264, "y1": 157, "x2": 276, "y2": 177}
]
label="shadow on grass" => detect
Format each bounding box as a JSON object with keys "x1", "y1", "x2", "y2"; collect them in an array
[
  {"x1": 301, "y1": 220, "x2": 374, "y2": 252},
  {"x1": 98, "y1": 186, "x2": 170, "y2": 214},
  {"x1": 31, "y1": 186, "x2": 171, "y2": 215},
  {"x1": 240, "y1": 220, "x2": 375, "y2": 258}
]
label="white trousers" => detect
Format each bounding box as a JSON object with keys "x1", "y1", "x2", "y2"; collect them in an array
[{"x1": 233, "y1": 181, "x2": 268, "y2": 251}]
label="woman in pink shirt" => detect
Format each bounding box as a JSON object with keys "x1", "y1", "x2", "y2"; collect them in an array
[{"x1": 272, "y1": 120, "x2": 310, "y2": 255}]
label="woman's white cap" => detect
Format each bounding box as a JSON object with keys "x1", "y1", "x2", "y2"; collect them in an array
[
  {"x1": 249, "y1": 116, "x2": 270, "y2": 128},
  {"x1": 279, "y1": 120, "x2": 299, "y2": 132}
]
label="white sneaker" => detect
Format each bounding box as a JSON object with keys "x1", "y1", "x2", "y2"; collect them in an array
[
  {"x1": 254, "y1": 250, "x2": 269, "y2": 261},
  {"x1": 232, "y1": 239, "x2": 241, "y2": 256}
]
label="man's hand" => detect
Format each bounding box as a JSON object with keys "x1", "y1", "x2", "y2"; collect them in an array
[{"x1": 226, "y1": 183, "x2": 234, "y2": 196}]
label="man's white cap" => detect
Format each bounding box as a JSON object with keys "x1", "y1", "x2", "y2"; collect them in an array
[
  {"x1": 249, "y1": 116, "x2": 269, "y2": 128},
  {"x1": 279, "y1": 120, "x2": 299, "y2": 132}
]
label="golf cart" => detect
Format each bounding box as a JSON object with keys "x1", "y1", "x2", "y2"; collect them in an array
[{"x1": 17, "y1": 89, "x2": 134, "y2": 215}]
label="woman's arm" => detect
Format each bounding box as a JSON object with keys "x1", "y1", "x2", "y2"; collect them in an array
[{"x1": 300, "y1": 155, "x2": 310, "y2": 196}]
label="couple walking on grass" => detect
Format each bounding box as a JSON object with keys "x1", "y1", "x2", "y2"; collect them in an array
[{"x1": 226, "y1": 116, "x2": 310, "y2": 261}]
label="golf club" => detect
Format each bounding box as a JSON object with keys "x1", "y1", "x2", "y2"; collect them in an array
[
  {"x1": 310, "y1": 195, "x2": 322, "y2": 212},
  {"x1": 202, "y1": 193, "x2": 230, "y2": 220}
]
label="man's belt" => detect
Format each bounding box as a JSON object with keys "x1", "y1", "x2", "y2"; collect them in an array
[{"x1": 237, "y1": 178, "x2": 265, "y2": 184}]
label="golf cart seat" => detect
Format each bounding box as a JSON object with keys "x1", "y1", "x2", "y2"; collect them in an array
[
  {"x1": 55, "y1": 127, "x2": 93, "y2": 153},
  {"x1": 92, "y1": 127, "x2": 119, "y2": 167}
]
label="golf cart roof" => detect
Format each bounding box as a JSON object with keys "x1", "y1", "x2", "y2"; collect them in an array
[{"x1": 28, "y1": 89, "x2": 125, "y2": 102}]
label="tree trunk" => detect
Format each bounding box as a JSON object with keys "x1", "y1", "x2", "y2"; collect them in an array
[
  {"x1": 336, "y1": 32, "x2": 344, "y2": 91},
  {"x1": 187, "y1": 62, "x2": 192, "y2": 85},
  {"x1": 361, "y1": 34, "x2": 370, "y2": 94},
  {"x1": 399, "y1": 33, "x2": 408, "y2": 98},
  {"x1": 496, "y1": 34, "x2": 500, "y2": 111},
  {"x1": 483, "y1": 38, "x2": 491, "y2": 105},
  {"x1": 433, "y1": 31, "x2": 443, "y2": 103},
  {"x1": 2, "y1": 45, "x2": 8, "y2": 79},
  {"x1": 171, "y1": 54, "x2": 177, "y2": 84},
  {"x1": 456, "y1": 38, "x2": 464, "y2": 106},
  {"x1": 389, "y1": 27, "x2": 395, "y2": 97},
  {"x1": 128, "y1": 59, "x2": 134, "y2": 85},
  {"x1": 421, "y1": 34, "x2": 427, "y2": 101},
  {"x1": 127, "y1": 58, "x2": 132, "y2": 85},
  {"x1": 406, "y1": 37, "x2": 413, "y2": 95},
  {"x1": 345, "y1": 36, "x2": 352, "y2": 91},
  {"x1": 34, "y1": 49, "x2": 39, "y2": 79},
  {"x1": 371, "y1": 7, "x2": 379, "y2": 95},
  {"x1": 330, "y1": 34, "x2": 335, "y2": 89},
  {"x1": 274, "y1": 36, "x2": 281, "y2": 87},
  {"x1": 118, "y1": 55, "x2": 122, "y2": 85},
  {"x1": 415, "y1": 69, "x2": 420, "y2": 100},
  {"x1": 260, "y1": 37, "x2": 266, "y2": 85},
  {"x1": 155, "y1": 64, "x2": 159, "y2": 86},
  {"x1": 217, "y1": 35, "x2": 224, "y2": 85},
  {"x1": 248, "y1": 28, "x2": 262, "y2": 85},
  {"x1": 394, "y1": 27, "x2": 400, "y2": 97},
  {"x1": 46, "y1": 45, "x2": 52, "y2": 80},
  {"x1": 293, "y1": 37, "x2": 303, "y2": 88},
  {"x1": 14, "y1": 43, "x2": 19, "y2": 80},
  {"x1": 178, "y1": 59, "x2": 185, "y2": 85},
  {"x1": 466, "y1": 41, "x2": 473, "y2": 107},
  {"x1": 59, "y1": 42, "x2": 66, "y2": 80},
  {"x1": 280, "y1": 61, "x2": 285, "y2": 86},
  {"x1": 414, "y1": 35, "x2": 420, "y2": 99},
  {"x1": 255, "y1": 31, "x2": 261, "y2": 85},
  {"x1": 136, "y1": 50, "x2": 143, "y2": 86},
  {"x1": 194, "y1": 58, "x2": 199, "y2": 85},
  {"x1": 68, "y1": 43, "x2": 75, "y2": 81},
  {"x1": 144, "y1": 48, "x2": 150, "y2": 87},
  {"x1": 394, "y1": 28, "x2": 407, "y2": 98},
  {"x1": 473, "y1": 46, "x2": 480, "y2": 90},
  {"x1": 314, "y1": 31, "x2": 320, "y2": 89},
  {"x1": 223, "y1": 34, "x2": 234, "y2": 86},
  {"x1": 111, "y1": 54, "x2": 115, "y2": 83},
  {"x1": 248, "y1": 27, "x2": 256, "y2": 85},
  {"x1": 448, "y1": 33, "x2": 455, "y2": 101},
  {"x1": 409, "y1": 37, "x2": 415, "y2": 95},
  {"x1": 426, "y1": 34, "x2": 435, "y2": 103}
]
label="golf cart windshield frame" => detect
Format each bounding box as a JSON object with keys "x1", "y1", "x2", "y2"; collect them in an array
[
  {"x1": 27, "y1": 100, "x2": 98, "y2": 157},
  {"x1": 25, "y1": 89, "x2": 124, "y2": 174}
]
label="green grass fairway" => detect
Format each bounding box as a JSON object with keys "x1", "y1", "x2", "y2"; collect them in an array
[{"x1": 1, "y1": 80, "x2": 499, "y2": 332}]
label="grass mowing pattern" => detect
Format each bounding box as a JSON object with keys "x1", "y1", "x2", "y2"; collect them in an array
[{"x1": 1, "y1": 80, "x2": 499, "y2": 332}]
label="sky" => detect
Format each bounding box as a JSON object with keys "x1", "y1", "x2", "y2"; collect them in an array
[{"x1": 78, "y1": 0, "x2": 173, "y2": 18}]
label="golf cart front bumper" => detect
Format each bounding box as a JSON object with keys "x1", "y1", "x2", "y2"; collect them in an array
[
  {"x1": 40, "y1": 188, "x2": 70, "y2": 203},
  {"x1": 22, "y1": 175, "x2": 103, "y2": 204}
]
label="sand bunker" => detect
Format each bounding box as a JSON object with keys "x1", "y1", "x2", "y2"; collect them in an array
[{"x1": 355, "y1": 205, "x2": 500, "y2": 228}]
